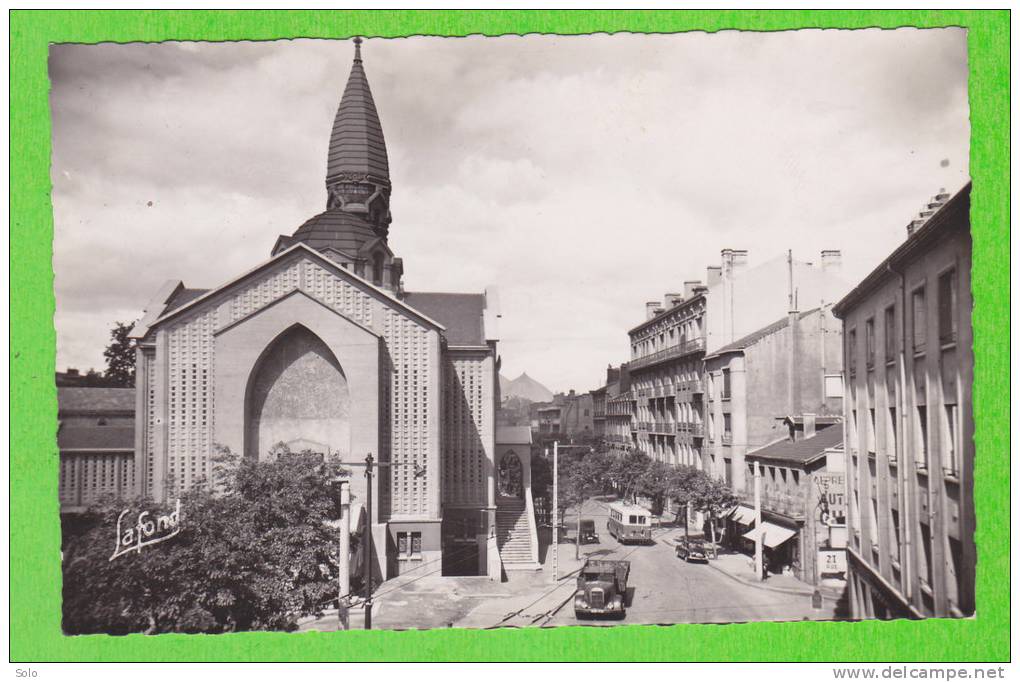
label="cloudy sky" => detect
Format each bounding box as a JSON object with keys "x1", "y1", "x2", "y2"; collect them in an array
[{"x1": 50, "y1": 29, "x2": 969, "y2": 393}]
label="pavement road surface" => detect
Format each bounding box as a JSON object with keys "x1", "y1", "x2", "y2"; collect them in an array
[{"x1": 545, "y1": 499, "x2": 833, "y2": 626}]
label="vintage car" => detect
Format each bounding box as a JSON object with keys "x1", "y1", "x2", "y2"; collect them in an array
[
  {"x1": 675, "y1": 537, "x2": 709, "y2": 563},
  {"x1": 579, "y1": 518, "x2": 600, "y2": 544}
]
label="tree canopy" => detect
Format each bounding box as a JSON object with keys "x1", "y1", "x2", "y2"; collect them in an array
[
  {"x1": 62, "y1": 449, "x2": 350, "y2": 634},
  {"x1": 102, "y1": 321, "x2": 137, "y2": 387}
]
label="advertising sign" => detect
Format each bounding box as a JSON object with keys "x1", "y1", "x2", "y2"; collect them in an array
[{"x1": 814, "y1": 473, "x2": 846, "y2": 526}]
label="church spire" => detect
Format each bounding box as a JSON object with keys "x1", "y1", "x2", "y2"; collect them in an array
[{"x1": 325, "y1": 37, "x2": 392, "y2": 235}]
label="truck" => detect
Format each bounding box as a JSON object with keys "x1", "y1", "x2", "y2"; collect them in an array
[{"x1": 574, "y1": 558, "x2": 630, "y2": 619}]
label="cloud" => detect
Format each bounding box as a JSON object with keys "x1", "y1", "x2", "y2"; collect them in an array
[{"x1": 50, "y1": 30, "x2": 969, "y2": 393}]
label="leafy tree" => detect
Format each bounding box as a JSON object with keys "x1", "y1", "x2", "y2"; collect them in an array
[
  {"x1": 556, "y1": 448, "x2": 613, "y2": 559},
  {"x1": 103, "y1": 321, "x2": 137, "y2": 387},
  {"x1": 691, "y1": 474, "x2": 738, "y2": 553},
  {"x1": 607, "y1": 450, "x2": 652, "y2": 503},
  {"x1": 61, "y1": 448, "x2": 350, "y2": 634}
]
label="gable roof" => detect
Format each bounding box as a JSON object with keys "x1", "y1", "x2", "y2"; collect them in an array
[
  {"x1": 496, "y1": 425, "x2": 532, "y2": 445},
  {"x1": 58, "y1": 387, "x2": 135, "y2": 414},
  {"x1": 746, "y1": 424, "x2": 843, "y2": 466},
  {"x1": 164, "y1": 287, "x2": 209, "y2": 315},
  {"x1": 402, "y1": 292, "x2": 486, "y2": 346},
  {"x1": 145, "y1": 243, "x2": 446, "y2": 335},
  {"x1": 708, "y1": 307, "x2": 821, "y2": 357}
]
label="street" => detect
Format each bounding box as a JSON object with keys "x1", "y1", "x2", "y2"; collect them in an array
[{"x1": 544, "y1": 499, "x2": 834, "y2": 626}]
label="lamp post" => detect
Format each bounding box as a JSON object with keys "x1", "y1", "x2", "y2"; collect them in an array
[
  {"x1": 337, "y1": 479, "x2": 351, "y2": 631},
  {"x1": 344, "y1": 452, "x2": 426, "y2": 630},
  {"x1": 754, "y1": 460, "x2": 764, "y2": 581}
]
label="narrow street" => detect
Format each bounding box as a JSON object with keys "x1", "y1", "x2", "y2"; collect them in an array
[{"x1": 545, "y1": 499, "x2": 833, "y2": 626}]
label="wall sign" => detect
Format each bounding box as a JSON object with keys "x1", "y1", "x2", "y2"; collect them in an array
[
  {"x1": 110, "y1": 499, "x2": 182, "y2": 561},
  {"x1": 818, "y1": 548, "x2": 848, "y2": 580},
  {"x1": 814, "y1": 473, "x2": 846, "y2": 526}
]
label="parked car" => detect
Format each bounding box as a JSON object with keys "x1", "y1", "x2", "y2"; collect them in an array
[
  {"x1": 579, "y1": 518, "x2": 599, "y2": 544},
  {"x1": 675, "y1": 537, "x2": 709, "y2": 563}
]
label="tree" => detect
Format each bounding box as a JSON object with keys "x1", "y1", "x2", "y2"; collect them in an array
[
  {"x1": 103, "y1": 321, "x2": 137, "y2": 387},
  {"x1": 61, "y1": 448, "x2": 349, "y2": 634},
  {"x1": 691, "y1": 474, "x2": 738, "y2": 555},
  {"x1": 608, "y1": 450, "x2": 652, "y2": 503},
  {"x1": 557, "y1": 449, "x2": 613, "y2": 560}
]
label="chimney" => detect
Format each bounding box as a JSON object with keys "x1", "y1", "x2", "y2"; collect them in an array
[
  {"x1": 820, "y1": 250, "x2": 842, "y2": 275},
  {"x1": 664, "y1": 292, "x2": 685, "y2": 308},
  {"x1": 645, "y1": 301, "x2": 662, "y2": 320},
  {"x1": 721, "y1": 249, "x2": 749, "y2": 281},
  {"x1": 706, "y1": 266, "x2": 722, "y2": 287},
  {"x1": 683, "y1": 280, "x2": 703, "y2": 300},
  {"x1": 908, "y1": 188, "x2": 950, "y2": 235},
  {"x1": 803, "y1": 413, "x2": 817, "y2": 440}
]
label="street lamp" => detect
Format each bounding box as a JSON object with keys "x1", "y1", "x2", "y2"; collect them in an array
[{"x1": 344, "y1": 452, "x2": 425, "y2": 630}]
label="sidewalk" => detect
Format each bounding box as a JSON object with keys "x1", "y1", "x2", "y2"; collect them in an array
[
  {"x1": 298, "y1": 538, "x2": 588, "y2": 632},
  {"x1": 668, "y1": 530, "x2": 844, "y2": 601}
]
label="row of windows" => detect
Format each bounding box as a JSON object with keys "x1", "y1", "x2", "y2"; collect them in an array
[{"x1": 849, "y1": 268, "x2": 958, "y2": 373}]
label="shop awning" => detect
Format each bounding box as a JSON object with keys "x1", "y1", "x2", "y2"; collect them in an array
[
  {"x1": 730, "y1": 505, "x2": 756, "y2": 525},
  {"x1": 742, "y1": 522, "x2": 797, "y2": 548}
]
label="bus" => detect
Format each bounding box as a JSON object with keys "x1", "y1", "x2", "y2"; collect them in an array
[{"x1": 606, "y1": 501, "x2": 653, "y2": 544}]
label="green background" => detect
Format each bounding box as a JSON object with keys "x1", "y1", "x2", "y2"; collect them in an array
[{"x1": 9, "y1": 10, "x2": 1010, "y2": 662}]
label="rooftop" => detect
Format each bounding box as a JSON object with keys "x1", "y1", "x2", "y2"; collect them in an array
[
  {"x1": 709, "y1": 307, "x2": 820, "y2": 357},
  {"x1": 747, "y1": 424, "x2": 843, "y2": 466},
  {"x1": 402, "y1": 292, "x2": 486, "y2": 346},
  {"x1": 57, "y1": 425, "x2": 135, "y2": 451},
  {"x1": 58, "y1": 386, "x2": 135, "y2": 414}
]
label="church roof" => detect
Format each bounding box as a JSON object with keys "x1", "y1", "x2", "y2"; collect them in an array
[
  {"x1": 164, "y1": 287, "x2": 210, "y2": 314},
  {"x1": 291, "y1": 209, "x2": 379, "y2": 254},
  {"x1": 402, "y1": 292, "x2": 486, "y2": 346},
  {"x1": 327, "y1": 38, "x2": 389, "y2": 184}
]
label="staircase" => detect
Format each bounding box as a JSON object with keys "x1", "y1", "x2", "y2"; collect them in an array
[{"x1": 495, "y1": 496, "x2": 539, "y2": 570}]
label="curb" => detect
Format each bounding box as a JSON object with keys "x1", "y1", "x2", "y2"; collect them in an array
[{"x1": 705, "y1": 560, "x2": 841, "y2": 602}]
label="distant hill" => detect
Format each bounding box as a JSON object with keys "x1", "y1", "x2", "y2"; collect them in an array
[{"x1": 500, "y1": 372, "x2": 554, "y2": 403}]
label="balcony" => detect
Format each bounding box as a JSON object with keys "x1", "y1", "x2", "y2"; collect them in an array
[
  {"x1": 629, "y1": 337, "x2": 706, "y2": 371},
  {"x1": 690, "y1": 422, "x2": 704, "y2": 437},
  {"x1": 689, "y1": 379, "x2": 704, "y2": 394},
  {"x1": 721, "y1": 433, "x2": 732, "y2": 445},
  {"x1": 651, "y1": 422, "x2": 676, "y2": 435}
]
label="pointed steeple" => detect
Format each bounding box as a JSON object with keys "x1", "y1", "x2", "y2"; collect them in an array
[
  {"x1": 326, "y1": 37, "x2": 390, "y2": 192},
  {"x1": 279, "y1": 38, "x2": 403, "y2": 293}
]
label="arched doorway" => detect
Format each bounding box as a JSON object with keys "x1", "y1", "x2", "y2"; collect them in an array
[
  {"x1": 245, "y1": 325, "x2": 351, "y2": 461},
  {"x1": 497, "y1": 451, "x2": 523, "y2": 499}
]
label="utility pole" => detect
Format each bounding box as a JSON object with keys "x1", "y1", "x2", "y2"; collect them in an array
[
  {"x1": 337, "y1": 479, "x2": 351, "y2": 631},
  {"x1": 754, "y1": 460, "x2": 764, "y2": 581},
  {"x1": 364, "y1": 453, "x2": 374, "y2": 630},
  {"x1": 552, "y1": 443, "x2": 558, "y2": 581}
]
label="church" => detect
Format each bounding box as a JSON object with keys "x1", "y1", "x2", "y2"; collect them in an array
[{"x1": 126, "y1": 40, "x2": 539, "y2": 580}]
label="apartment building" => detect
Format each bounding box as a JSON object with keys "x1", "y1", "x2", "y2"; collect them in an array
[{"x1": 833, "y1": 183, "x2": 974, "y2": 619}]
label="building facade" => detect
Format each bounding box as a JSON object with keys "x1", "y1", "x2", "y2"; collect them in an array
[
  {"x1": 127, "y1": 41, "x2": 532, "y2": 579},
  {"x1": 833, "y1": 183, "x2": 974, "y2": 619},
  {"x1": 727, "y1": 421, "x2": 846, "y2": 582},
  {"x1": 703, "y1": 306, "x2": 845, "y2": 491},
  {"x1": 625, "y1": 249, "x2": 848, "y2": 473},
  {"x1": 57, "y1": 386, "x2": 136, "y2": 512}
]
